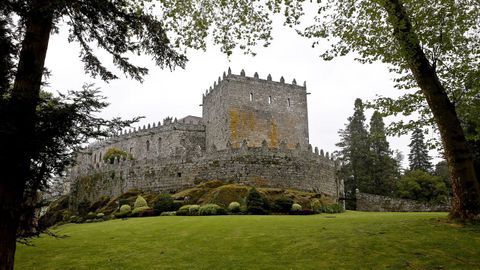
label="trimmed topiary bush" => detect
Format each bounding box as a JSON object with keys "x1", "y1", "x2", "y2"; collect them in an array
[
  {"x1": 96, "y1": 213, "x2": 105, "y2": 219},
  {"x1": 176, "y1": 205, "x2": 200, "y2": 216},
  {"x1": 131, "y1": 206, "x2": 151, "y2": 215},
  {"x1": 176, "y1": 205, "x2": 191, "y2": 216},
  {"x1": 188, "y1": 205, "x2": 200, "y2": 215},
  {"x1": 291, "y1": 203, "x2": 302, "y2": 212},
  {"x1": 198, "y1": 204, "x2": 226, "y2": 215},
  {"x1": 86, "y1": 212, "x2": 97, "y2": 219},
  {"x1": 120, "y1": 204, "x2": 131, "y2": 213},
  {"x1": 134, "y1": 195, "x2": 148, "y2": 209},
  {"x1": 274, "y1": 196, "x2": 294, "y2": 213},
  {"x1": 115, "y1": 204, "x2": 131, "y2": 218},
  {"x1": 228, "y1": 202, "x2": 241, "y2": 213},
  {"x1": 310, "y1": 199, "x2": 323, "y2": 213}
]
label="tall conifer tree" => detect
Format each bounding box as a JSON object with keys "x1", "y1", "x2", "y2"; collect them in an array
[
  {"x1": 336, "y1": 98, "x2": 370, "y2": 208},
  {"x1": 408, "y1": 128, "x2": 432, "y2": 172},
  {"x1": 368, "y1": 111, "x2": 398, "y2": 195}
]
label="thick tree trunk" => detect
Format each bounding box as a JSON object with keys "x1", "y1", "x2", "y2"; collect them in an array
[
  {"x1": 382, "y1": 0, "x2": 480, "y2": 220},
  {"x1": 0, "y1": 0, "x2": 53, "y2": 269}
]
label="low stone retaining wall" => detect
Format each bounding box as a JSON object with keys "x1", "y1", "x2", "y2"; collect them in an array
[{"x1": 356, "y1": 192, "x2": 450, "y2": 212}]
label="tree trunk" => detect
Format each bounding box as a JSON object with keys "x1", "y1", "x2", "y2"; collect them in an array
[
  {"x1": 0, "y1": 0, "x2": 53, "y2": 269},
  {"x1": 381, "y1": 0, "x2": 480, "y2": 220}
]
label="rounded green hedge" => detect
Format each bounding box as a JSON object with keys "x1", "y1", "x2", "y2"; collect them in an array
[
  {"x1": 199, "y1": 204, "x2": 226, "y2": 216},
  {"x1": 228, "y1": 202, "x2": 241, "y2": 213},
  {"x1": 291, "y1": 203, "x2": 302, "y2": 212}
]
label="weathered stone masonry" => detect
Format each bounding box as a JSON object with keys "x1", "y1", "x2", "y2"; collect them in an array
[{"x1": 69, "y1": 69, "x2": 342, "y2": 204}]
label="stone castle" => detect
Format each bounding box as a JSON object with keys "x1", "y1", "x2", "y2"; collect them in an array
[{"x1": 68, "y1": 68, "x2": 343, "y2": 203}]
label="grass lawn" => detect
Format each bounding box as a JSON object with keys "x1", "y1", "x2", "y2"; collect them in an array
[{"x1": 15, "y1": 211, "x2": 480, "y2": 269}]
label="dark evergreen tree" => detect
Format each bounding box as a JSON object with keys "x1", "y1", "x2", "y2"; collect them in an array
[
  {"x1": 336, "y1": 98, "x2": 370, "y2": 209},
  {"x1": 408, "y1": 128, "x2": 432, "y2": 172},
  {"x1": 246, "y1": 187, "x2": 268, "y2": 215},
  {"x1": 367, "y1": 111, "x2": 398, "y2": 195}
]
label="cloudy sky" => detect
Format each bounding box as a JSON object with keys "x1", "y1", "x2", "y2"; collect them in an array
[{"x1": 43, "y1": 18, "x2": 440, "y2": 167}]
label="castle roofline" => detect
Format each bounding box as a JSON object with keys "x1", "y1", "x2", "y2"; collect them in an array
[{"x1": 202, "y1": 68, "x2": 307, "y2": 98}]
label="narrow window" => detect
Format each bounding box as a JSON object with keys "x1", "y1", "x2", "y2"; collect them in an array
[
  {"x1": 93, "y1": 153, "x2": 96, "y2": 163},
  {"x1": 287, "y1": 98, "x2": 291, "y2": 107},
  {"x1": 268, "y1": 96, "x2": 272, "y2": 104},
  {"x1": 249, "y1": 93, "x2": 253, "y2": 101},
  {"x1": 146, "y1": 140, "x2": 150, "y2": 151},
  {"x1": 129, "y1": 147, "x2": 133, "y2": 153},
  {"x1": 177, "y1": 172, "x2": 182, "y2": 177}
]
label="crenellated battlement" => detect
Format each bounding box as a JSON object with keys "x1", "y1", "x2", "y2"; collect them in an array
[{"x1": 202, "y1": 68, "x2": 306, "y2": 101}]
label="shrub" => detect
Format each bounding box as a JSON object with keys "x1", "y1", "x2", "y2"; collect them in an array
[
  {"x1": 134, "y1": 195, "x2": 148, "y2": 209},
  {"x1": 310, "y1": 199, "x2": 323, "y2": 213},
  {"x1": 246, "y1": 187, "x2": 269, "y2": 215},
  {"x1": 228, "y1": 202, "x2": 241, "y2": 213},
  {"x1": 176, "y1": 205, "x2": 191, "y2": 216},
  {"x1": 153, "y1": 193, "x2": 174, "y2": 213},
  {"x1": 176, "y1": 205, "x2": 200, "y2": 216},
  {"x1": 131, "y1": 206, "x2": 151, "y2": 215},
  {"x1": 189, "y1": 205, "x2": 200, "y2": 215},
  {"x1": 317, "y1": 204, "x2": 344, "y2": 214},
  {"x1": 274, "y1": 196, "x2": 294, "y2": 213},
  {"x1": 96, "y1": 213, "x2": 105, "y2": 219},
  {"x1": 290, "y1": 209, "x2": 316, "y2": 215},
  {"x1": 291, "y1": 203, "x2": 302, "y2": 212},
  {"x1": 115, "y1": 204, "x2": 132, "y2": 218},
  {"x1": 397, "y1": 169, "x2": 449, "y2": 203},
  {"x1": 86, "y1": 212, "x2": 97, "y2": 219},
  {"x1": 172, "y1": 200, "x2": 184, "y2": 211},
  {"x1": 198, "y1": 204, "x2": 227, "y2": 216},
  {"x1": 160, "y1": 211, "x2": 177, "y2": 216},
  {"x1": 119, "y1": 204, "x2": 131, "y2": 213},
  {"x1": 138, "y1": 209, "x2": 156, "y2": 217}
]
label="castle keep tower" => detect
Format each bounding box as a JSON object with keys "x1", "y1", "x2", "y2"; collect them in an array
[{"x1": 202, "y1": 69, "x2": 309, "y2": 150}]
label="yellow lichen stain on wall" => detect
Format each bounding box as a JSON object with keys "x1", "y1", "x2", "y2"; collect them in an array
[
  {"x1": 247, "y1": 111, "x2": 255, "y2": 131},
  {"x1": 229, "y1": 109, "x2": 239, "y2": 147},
  {"x1": 269, "y1": 121, "x2": 279, "y2": 148},
  {"x1": 230, "y1": 108, "x2": 259, "y2": 147}
]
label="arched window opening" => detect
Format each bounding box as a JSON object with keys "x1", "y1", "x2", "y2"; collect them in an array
[
  {"x1": 287, "y1": 98, "x2": 291, "y2": 107},
  {"x1": 249, "y1": 93, "x2": 253, "y2": 101},
  {"x1": 268, "y1": 96, "x2": 272, "y2": 104},
  {"x1": 146, "y1": 140, "x2": 150, "y2": 151}
]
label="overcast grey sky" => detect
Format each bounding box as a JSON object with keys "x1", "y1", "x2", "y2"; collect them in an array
[{"x1": 43, "y1": 19, "x2": 440, "y2": 168}]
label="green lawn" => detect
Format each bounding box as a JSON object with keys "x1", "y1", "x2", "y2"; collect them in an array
[{"x1": 15, "y1": 212, "x2": 480, "y2": 269}]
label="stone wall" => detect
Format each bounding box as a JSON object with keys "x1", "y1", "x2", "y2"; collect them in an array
[
  {"x1": 356, "y1": 192, "x2": 450, "y2": 212},
  {"x1": 69, "y1": 145, "x2": 339, "y2": 204},
  {"x1": 77, "y1": 119, "x2": 205, "y2": 169},
  {"x1": 203, "y1": 69, "x2": 309, "y2": 151}
]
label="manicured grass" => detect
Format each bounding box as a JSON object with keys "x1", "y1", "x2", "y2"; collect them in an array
[{"x1": 15, "y1": 212, "x2": 480, "y2": 269}]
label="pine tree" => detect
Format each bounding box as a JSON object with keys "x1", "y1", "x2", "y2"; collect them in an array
[
  {"x1": 408, "y1": 128, "x2": 432, "y2": 172},
  {"x1": 336, "y1": 98, "x2": 370, "y2": 208},
  {"x1": 367, "y1": 111, "x2": 398, "y2": 195}
]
